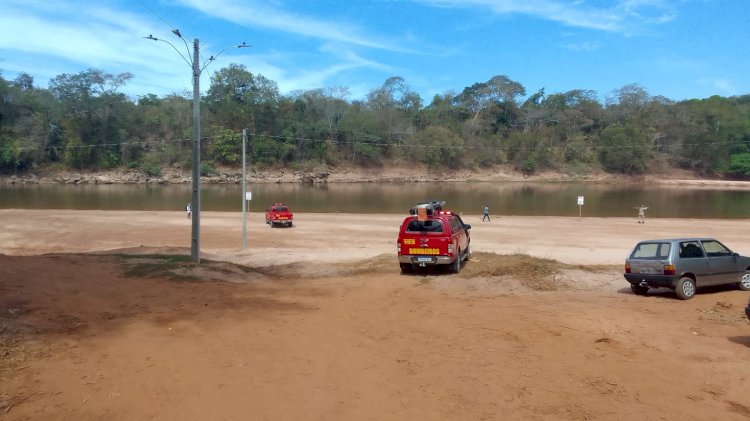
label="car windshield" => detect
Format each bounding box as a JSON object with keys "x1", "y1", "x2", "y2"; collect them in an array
[
  {"x1": 630, "y1": 242, "x2": 671, "y2": 260},
  {"x1": 272, "y1": 206, "x2": 288, "y2": 211},
  {"x1": 406, "y1": 219, "x2": 444, "y2": 233}
]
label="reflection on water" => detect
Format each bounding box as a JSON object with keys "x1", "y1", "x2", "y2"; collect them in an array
[{"x1": 1, "y1": 182, "x2": 749, "y2": 218}]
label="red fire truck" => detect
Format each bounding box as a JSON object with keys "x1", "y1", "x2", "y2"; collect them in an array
[
  {"x1": 397, "y1": 201, "x2": 471, "y2": 273},
  {"x1": 265, "y1": 203, "x2": 293, "y2": 227}
]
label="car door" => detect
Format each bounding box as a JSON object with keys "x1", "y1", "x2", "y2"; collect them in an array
[
  {"x1": 453, "y1": 215, "x2": 469, "y2": 252},
  {"x1": 678, "y1": 241, "x2": 710, "y2": 286},
  {"x1": 701, "y1": 239, "x2": 738, "y2": 285}
]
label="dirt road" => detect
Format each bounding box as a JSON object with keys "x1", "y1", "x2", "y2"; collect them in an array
[{"x1": 1, "y1": 210, "x2": 750, "y2": 420}]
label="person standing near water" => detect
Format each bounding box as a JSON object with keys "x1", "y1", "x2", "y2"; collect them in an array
[
  {"x1": 186, "y1": 203, "x2": 192, "y2": 219},
  {"x1": 482, "y1": 205, "x2": 491, "y2": 222},
  {"x1": 635, "y1": 205, "x2": 648, "y2": 224}
]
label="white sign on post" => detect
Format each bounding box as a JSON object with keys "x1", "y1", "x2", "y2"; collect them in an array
[
  {"x1": 245, "y1": 191, "x2": 252, "y2": 201},
  {"x1": 577, "y1": 196, "x2": 584, "y2": 205}
]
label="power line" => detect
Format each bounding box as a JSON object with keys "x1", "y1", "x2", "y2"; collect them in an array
[
  {"x1": 14, "y1": 131, "x2": 750, "y2": 154},
  {"x1": 135, "y1": 0, "x2": 178, "y2": 32}
]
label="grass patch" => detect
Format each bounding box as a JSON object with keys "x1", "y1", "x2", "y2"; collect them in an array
[
  {"x1": 111, "y1": 254, "x2": 258, "y2": 282},
  {"x1": 113, "y1": 254, "x2": 192, "y2": 263},
  {"x1": 462, "y1": 252, "x2": 600, "y2": 291}
]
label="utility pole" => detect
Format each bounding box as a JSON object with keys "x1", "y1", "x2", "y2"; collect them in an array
[
  {"x1": 242, "y1": 128, "x2": 248, "y2": 250},
  {"x1": 144, "y1": 33, "x2": 249, "y2": 264},
  {"x1": 191, "y1": 38, "x2": 201, "y2": 263}
]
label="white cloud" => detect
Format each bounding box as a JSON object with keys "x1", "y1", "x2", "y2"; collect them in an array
[
  {"x1": 562, "y1": 41, "x2": 601, "y2": 52},
  {"x1": 698, "y1": 77, "x2": 734, "y2": 94},
  {"x1": 177, "y1": 0, "x2": 413, "y2": 53},
  {"x1": 415, "y1": 0, "x2": 675, "y2": 33}
]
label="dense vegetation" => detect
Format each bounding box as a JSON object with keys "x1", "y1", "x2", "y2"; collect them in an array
[{"x1": 1, "y1": 67, "x2": 750, "y2": 177}]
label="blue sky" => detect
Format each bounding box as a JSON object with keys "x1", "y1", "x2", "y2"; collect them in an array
[{"x1": 1, "y1": 0, "x2": 748, "y2": 104}]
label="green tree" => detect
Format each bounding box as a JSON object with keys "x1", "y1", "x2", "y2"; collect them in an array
[
  {"x1": 598, "y1": 123, "x2": 651, "y2": 174},
  {"x1": 413, "y1": 126, "x2": 464, "y2": 168},
  {"x1": 209, "y1": 129, "x2": 241, "y2": 164}
]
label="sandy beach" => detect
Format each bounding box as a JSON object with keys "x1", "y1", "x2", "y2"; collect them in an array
[{"x1": 1, "y1": 209, "x2": 750, "y2": 420}]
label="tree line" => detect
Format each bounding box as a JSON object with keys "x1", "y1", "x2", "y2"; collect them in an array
[{"x1": 2, "y1": 66, "x2": 750, "y2": 177}]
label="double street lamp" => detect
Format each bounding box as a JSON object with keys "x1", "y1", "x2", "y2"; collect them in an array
[{"x1": 144, "y1": 32, "x2": 249, "y2": 263}]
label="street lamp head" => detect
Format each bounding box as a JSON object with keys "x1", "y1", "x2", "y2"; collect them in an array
[
  {"x1": 144, "y1": 34, "x2": 158, "y2": 41},
  {"x1": 171, "y1": 28, "x2": 183, "y2": 38},
  {"x1": 238, "y1": 42, "x2": 251, "y2": 49}
]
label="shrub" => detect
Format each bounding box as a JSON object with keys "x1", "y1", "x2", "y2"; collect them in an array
[
  {"x1": 200, "y1": 162, "x2": 218, "y2": 176},
  {"x1": 521, "y1": 158, "x2": 536, "y2": 174},
  {"x1": 141, "y1": 161, "x2": 162, "y2": 177}
]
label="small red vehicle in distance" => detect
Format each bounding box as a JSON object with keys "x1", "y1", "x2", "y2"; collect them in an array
[
  {"x1": 265, "y1": 203, "x2": 293, "y2": 227},
  {"x1": 397, "y1": 200, "x2": 471, "y2": 273}
]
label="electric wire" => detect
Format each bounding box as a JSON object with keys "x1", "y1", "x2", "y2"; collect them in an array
[{"x1": 14, "y1": 131, "x2": 748, "y2": 154}]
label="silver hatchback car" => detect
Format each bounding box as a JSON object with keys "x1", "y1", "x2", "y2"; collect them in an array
[{"x1": 624, "y1": 238, "x2": 750, "y2": 300}]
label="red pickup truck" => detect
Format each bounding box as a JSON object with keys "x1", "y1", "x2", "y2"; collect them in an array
[
  {"x1": 265, "y1": 203, "x2": 293, "y2": 227},
  {"x1": 397, "y1": 201, "x2": 471, "y2": 273}
]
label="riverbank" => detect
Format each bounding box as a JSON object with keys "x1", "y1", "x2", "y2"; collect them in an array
[{"x1": 3, "y1": 164, "x2": 750, "y2": 188}]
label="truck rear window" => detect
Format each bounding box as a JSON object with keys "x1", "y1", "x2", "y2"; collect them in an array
[
  {"x1": 406, "y1": 220, "x2": 444, "y2": 233},
  {"x1": 630, "y1": 242, "x2": 671, "y2": 260}
]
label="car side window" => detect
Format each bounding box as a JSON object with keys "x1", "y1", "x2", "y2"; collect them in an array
[
  {"x1": 631, "y1": 242, "x2": 671, "y2": 259},
  {"x1": 679, "y1": 241, "x2": 704, "y2": 259},
  {"x1": 450, "y1": 217, "x2": 460, "y2": 233},
  {"x1": 702, "y1": 240, "x2": 731, "y2": 257}
]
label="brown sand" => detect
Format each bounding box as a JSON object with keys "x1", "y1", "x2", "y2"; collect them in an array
[{"x1": 1, "y1": 209, "x2": 750, "y2": 420}]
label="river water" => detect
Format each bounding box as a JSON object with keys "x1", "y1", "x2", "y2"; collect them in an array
[{"x1": 1, "y1": 182, "x2": 748, "y2": 218}]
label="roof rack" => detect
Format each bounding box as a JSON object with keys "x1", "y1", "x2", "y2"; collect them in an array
[{"x1": 409, "y1": 200, "x2": 445, "y2": 216}]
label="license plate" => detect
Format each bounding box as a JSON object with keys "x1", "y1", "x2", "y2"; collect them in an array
[
  {"x1": 639, "y1": 267, "x2": 655, "y2": 274},
  {"x1": 417, "y1": 257, "x2": 433, "y2": 262},
  {"x1": 277, "y1": 217, "x2": 288, "y2": 220}
]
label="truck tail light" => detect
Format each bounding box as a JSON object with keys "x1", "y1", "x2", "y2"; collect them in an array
[
  {"x1": 397, "y1": 243, "x2": 401, "y2": 254},
  {"x1": 448, "y1": 244, "x2": 454, "y2": 254},
  {"x1": 625, "y1": 263, "x2": 631, "y2": 273},
  {"x1": 663, "y1": 264, "x2": 676, "y2": 275}
]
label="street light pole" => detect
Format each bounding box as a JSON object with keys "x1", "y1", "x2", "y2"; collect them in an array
[
  {"x1": 144, "y1": 33, "x2": 249, "y2": 263},
  {"x1": 191, "y1": 38, "x2": 201, "y2": 263},
  {"x1": 242, "y1": 128, "x2": 247, "y2": 250}
]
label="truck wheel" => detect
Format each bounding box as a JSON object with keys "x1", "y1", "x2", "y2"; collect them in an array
[
  {"x1": 450, "y1": 254, "x2": 461, "y2": 273},
  {"x1": 288, "y1": 222, "x2": 293, "y2": 228},
  {"x1": 675, "y1": 277, "x2": 696, "y2": 300},
  {"x1": 464, "y1": 245, "x2": 471, "y2": 262},
  {"x1": 400, "y1": 263, "x2": 413, "y2": 274},
  {"x1": 630, "y1": 284, "x2": 648, "y2": 296}
]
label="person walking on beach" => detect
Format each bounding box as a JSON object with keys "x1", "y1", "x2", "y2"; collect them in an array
[
  {"x1": 482, "y1": 205, "x2": 491, "y2": 222},
  {"x1": 186, "y1": 203, "x2": 192, "y2": 219},
  {"x1": 635, "y1": 205, "x2": 648, "y2": 224}
]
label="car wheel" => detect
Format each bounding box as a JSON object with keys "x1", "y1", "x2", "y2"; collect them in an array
[
  {"x1": 739, "y1": 270, "x2": 750, "y2": 291},
  {"x1": 400, "y1": 263, "x2": 413, "y2": 274},
  {"x1": 675, "y1": 277, "x2": 696, "y2": 300},
  {"x1": 464, "y1": 245, "x2": 472, "y2": 262},
  {"x1": 288, "y1": 222, "x2": 293, "y2": 228},
  {"x1": 450, "y1": 253, "x2": 461, "y2": 273},
  {"x1": 630, "y1": 284, "x2": 649, "y2": 296}
]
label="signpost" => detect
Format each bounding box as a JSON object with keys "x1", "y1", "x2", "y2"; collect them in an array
[
  {"x1": 577, "y1": 195, "x2": 584, "y2": 217},
  {"x1": 242, "y1": 128, "x2": 249, "y2": 249},
  {"x1": 242, "y1": 190, "x2": 252, "y2": 249}
]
